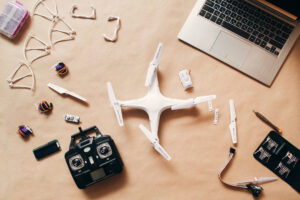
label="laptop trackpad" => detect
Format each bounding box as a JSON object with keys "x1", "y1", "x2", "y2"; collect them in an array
[{"x1": 210, "y1": 31, "x2": 250, "y2": 65}]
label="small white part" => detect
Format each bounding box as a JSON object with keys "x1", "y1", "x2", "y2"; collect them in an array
[
  {"x1": 107, "y1": 82, "x2": 124, "y2": 126},
  {"x1": 23, "y1": 34, "x2": 51, "y2": 64},
  {"x1": 84, "y1": 147, "x2": 91, "y2": 153},
  {"x1": 103, "y1": 16, "x2": 120, "y2": 42},
  {"x1": 145, "y1": 43, "x2": 163, "y2": 87},
  {"x1": 88, "y1": 156, "x2": 94, "y2": 164},
  {"x1": 48, "y1": 83, "x2": 87, "y2": 102},
  {"x1": 6, "y1": 62, "x2": 35, "y2": 90},
  {"x1": 70, "y1": 4, "x2": 96, "y2": 19},
  {"x1": 179, "y1": 69, "x2": 193, "y2": 90},
  {"x1": 214, "y1": 108, "x2": 219, "y2": 125},
  {"x1": 64, "y1": 114, "x2": 80, "y2": 123},
  {"x1": 139, "y1": 124, "x2": 171, "y2": 161},
  {"x1": 229, "y1": 99, "x2": 237, "y2": 144},
  {"x1": 208, "y1": 100, "x2": 213, "y2": 112}
]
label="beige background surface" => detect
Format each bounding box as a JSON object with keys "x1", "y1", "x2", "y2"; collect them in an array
[{"x1": 0, "y1": 0, "x2": 299, "y2": 199}]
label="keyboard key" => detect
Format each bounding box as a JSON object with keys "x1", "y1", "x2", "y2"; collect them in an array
[
  {"x1": 216, "y1": 18, "x2": 223, "y2": 25},
  {"x1": 237, "y1": 9, "x2": 243, "y2": 15},
  {"x1": 270, "y1": 39, "x2": 283, "y2": 49},
  {"x1": 260, "y1": 41, "x2": 267, "y2": 48},
  {"x1": 220, "y1": 13, "x2": 225, "y2": 19},
  {"x1": 231, "y1": 19, "x2": 236, "y2": 25},
  {"x1": 274, "y1": 51, "x2": 279, "y2": 55},
  {"x1": 274, "y1": 36, "x2": 285, "y2": 44},
  {"x1": 236, "y1": 22, "x2": 242, "y2": 27},
  {"x1": 220, "y1": 7, "x2": 226, "y2": 12},
  {"x1": 253, "y1": 24, "x2": 259, "y2": 29},
  {"x1": 232, "y1": 7, "x2": 238, "y2": 12},
  {"x1": 236, "y1": 15, "x2": 242, "y2": 21},
  {"x1": 230, "y1": 12, "x2": 237, "y2": 18},
  {"x1": 232, "y1": 0, "x2": 238, "y2": 6},
  {"x1": 269, "y1": 32, "x2": 275, "y2": 38},
  {"x1": 258, "y1": 34, "x2": 264, "y2": 39},
  {"x1": 214, "y1": 10, "x2": 220, "y2": 16},
  {"x1": 282, "y1": 32, "x2": 289, "y2": 39},
  {"x1": 276, "y1": 30, "x2": 281, "y2": 35},
  {"x1": 206, "y1": 0, "x2": 214, "y2": 7},
  {"x1": 263, "y1": 30, "x2": 269, "y2": 35},
  {"x1": 249, "y1": 36, "x2": 255, "y2": 42},
  {"x1": 247, "y1": 27, "x2": 253, "y2": 33},
  {"x1": 221, "y1": 1, "x2": 227, "y2": 7},
  {"x1": 222, "y1": 21, "x2": 250, "y2": 39},
  {"x1": 247, "y1": 21, "x2": 253, "y2": 26},
  {"x1": 216, "y1": 0, "x2": 221, "y2": 3},
  {"x1": 210, "y1": 15, "x2": 217, "y2": 22},
  {"x1": 203, "y1": 5, "x2": 214, "y2": 13},
  {"x1": 214, "y1": 4, "x2": 221, "y2": 10},
  {"x1": 282, "y1": 26, "x2": 292, "y2": 34},
  {"x1": 225, "y1": 16, "x2": 231, "y2": 22},
  {"x1": 255, "y1": 38, "x2": 261, "y2": 45},
  {"x1": 242, "y1": 18, "x2": 248, "y2": 24},
  {"x1": 263, "y1": 36, "x2": 269, "y2": 42},
  {"x1": 226, "y1": 4, "x2": 233, "y2": 10},
  {"x1": 253, "y1": 30, "x2": 258, "y2": 36},
  {"x1": 205, "y1": 12, "x2": 212, "y2": 19},
  {"x1": 265, "y1": 46, "x2": 270, "y2": 51},
  {"x1": 199, "y1": 10, "x2": 206, "y2": 16},
  {"x1": 225, "y1": 10, "x2": 231, "y2": 15},
  {"x1": 270, "y1": 46, "x2": 276, "y2": 52},
  {"x1": 242, "y1": 25, "x2": 247, "y2": 30}
]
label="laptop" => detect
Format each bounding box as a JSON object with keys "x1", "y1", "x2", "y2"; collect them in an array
[{"x1": 178, "y1": 0, "x2": 300, "y2": 86}]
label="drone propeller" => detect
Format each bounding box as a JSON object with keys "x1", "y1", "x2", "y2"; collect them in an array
[
  {"x1": 145, "y1": 43, "x2": 163, "y2": 87},
  {"x1": 171, "y1": 95, "x2": 216, "y2": 110},
  {"x1": 107, "y1": 82, "x2": 124, "y2": 126},
  {"x1": 139, "y1": 124, "x2": 171, "y2": 161}
]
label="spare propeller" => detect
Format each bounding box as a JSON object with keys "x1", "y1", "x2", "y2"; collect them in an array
[
  {"x1": 145, "y1": 43, "x2": 163, "y2": 87},
  {"x1": 107, "y1": 82, "x2": 124, "y2": 126},
  {"x1": 139, "y1": 124, "x2": 171, "y2": 161},
  {"x1": 171, "y1": 95, "x2": 216, "y2": 110}
]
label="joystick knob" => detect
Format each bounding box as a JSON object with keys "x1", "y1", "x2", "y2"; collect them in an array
[
  {"x1": 72, "y1": 158, "x2": 82, "y2": 167},
  {"x1": 100, "y1": 146, "x2": 110, "y2": 155}
]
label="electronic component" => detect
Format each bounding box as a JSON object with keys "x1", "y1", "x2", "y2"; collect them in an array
[
  {"x1": 65, "y1": 126, "x2": 124, "y2": 189},
  {"x1": 0, "y1": 1, "x2": 29, "y2": 38},
  {"x1": 64, "y1": 114, "x2": 80, "y2": 123},
  {"x1": 178, "y1": 69, "x2": 193, "y2": 90},
  {"x1": 33, "y1": 140, "x2": 61, "y2": 160}
]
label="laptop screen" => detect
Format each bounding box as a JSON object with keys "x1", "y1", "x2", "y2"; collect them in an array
[{"x1": 265, "y1": 0, "x2": 300, "y2": 18}]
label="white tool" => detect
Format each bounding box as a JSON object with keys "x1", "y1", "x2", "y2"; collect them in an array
[
  {"x1": 107, "y1": 43, "x2": 216, "y2": 160},
  {"x1": 237, "y1": 177, "x2": 278, "y2": 186},
  {"x1": 229, "y1": 99, "x2": 237, "y2": 144},
  {"x1": 178, "y1": 69, "x2": 193, "y2": 90},
  {"x1": 48, "y1": 83, "x2": 87, "y2": 102},
  {"x1": 64, "y1": 114, "x2": 80, "y2": 123}
]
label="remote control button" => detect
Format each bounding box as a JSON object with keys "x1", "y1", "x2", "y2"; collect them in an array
[
  {"x1": 72, "y1": 158, "x2": 82, "y2": 167},
  {"x1": 84, "y1": 147, "x2": 91, "y2": 153},
  {"x1": 100, "y1": 146, "x2": 110, "y2": 155}
]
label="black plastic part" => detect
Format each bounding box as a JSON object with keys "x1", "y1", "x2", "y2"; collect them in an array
[
  {"x1": 33, "y1": 140, "x2": 61, "y2": 160},
  {"x1": 246, "y1": 184, "x2": 263, "y2": 198},
  {"x1": 230, "y1": 147, "x2": 236, "y2": 154}
]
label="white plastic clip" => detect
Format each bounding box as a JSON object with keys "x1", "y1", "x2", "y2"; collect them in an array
[
  {"x1": 179, "y1": 69, "x2": 193, "y2": 90},
  {"x1": 208, "y1": 100, "x2": 213, "y2": 112},
  {"x1": 214, "y1": 108, "x2": 219, "y2": 125},
  {"x1": 103, "y1": 16, "x2": 120, "y2": 42},
  {"x1": 70, "y1": 4, "x2": 96, "y2": 19}
]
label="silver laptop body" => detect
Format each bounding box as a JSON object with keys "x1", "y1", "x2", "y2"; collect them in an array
[{"x1": 178, "y1": 0, "x2": 300, "y2": 86}]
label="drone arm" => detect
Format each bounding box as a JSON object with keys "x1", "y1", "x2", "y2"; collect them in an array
[{"x1": 170, "y1": 95, "x2": 216, "y2": 110}]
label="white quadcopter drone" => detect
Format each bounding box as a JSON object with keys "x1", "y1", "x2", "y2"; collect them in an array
[{"x1": 107, "y1": 43, "x2": 216, "y2": 161}]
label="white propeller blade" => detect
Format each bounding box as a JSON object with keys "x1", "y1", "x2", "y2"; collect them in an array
[
  {"x1": 171, "y1": 99, "x2": 194, "y2": 110},
  {"x1": 145, "y1": 43, "x2": 163, "y2": 87},
  {"x1": 229, "y1": 99, "x2": 237, "y2": 144},
  {"x1": 171, "y1": 95, "x2": 216, "y2": 110},
  {"x1": 194, "y1": 95, "x2": 216, "y2": 104},
  {"x1": 107, "y1": 82, "x2": 124, "y2": 126},
  {"x1": 139, "y1": 124, "x2": 171, "y2": 161}
]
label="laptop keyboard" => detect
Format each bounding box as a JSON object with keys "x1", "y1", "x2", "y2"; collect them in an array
[{"x1": 199, "y1": 0, "x2": 295, "y2": 56}]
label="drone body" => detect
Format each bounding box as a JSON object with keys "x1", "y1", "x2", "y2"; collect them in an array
[{"x1": 107, "y1": 43, "x2": 216, "y2": 160}]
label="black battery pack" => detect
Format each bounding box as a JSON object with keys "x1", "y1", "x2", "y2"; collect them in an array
[{"x1": 33, "y1": 140, "x2": 61, "y2": 160}]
